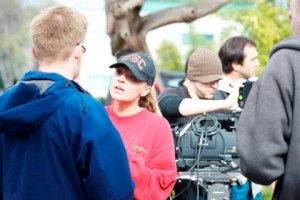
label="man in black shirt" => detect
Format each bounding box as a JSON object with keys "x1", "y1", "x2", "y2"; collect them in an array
[
  {"x1": 158, "y1": 48, "x2": 243, "y2": 200},
  {"x1": 158, "y1": 48, "x2": 242, "y2": 127}
]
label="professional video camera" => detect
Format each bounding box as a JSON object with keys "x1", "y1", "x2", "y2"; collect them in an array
[
  {"x1": 169, "y1": 80, "x2": 256, "y2": 200},
  {"x1": 170, "y1": 112, "x2": 242, "y2": 200},
  {"x1": 173, "y1": 112, "x2": 240, "y2": 170}
]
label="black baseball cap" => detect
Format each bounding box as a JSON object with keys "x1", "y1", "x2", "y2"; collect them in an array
[{"x1": 109, "y1": 52, "x2": 156, "y2": 86}]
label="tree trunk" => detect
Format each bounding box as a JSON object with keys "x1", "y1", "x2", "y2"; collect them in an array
[
  {"x1": 104, "y1": 0, "x2": 232, "y2": 87},
  {"x1": 105, "y1": 0, "x2": 232, "y2": 56}
]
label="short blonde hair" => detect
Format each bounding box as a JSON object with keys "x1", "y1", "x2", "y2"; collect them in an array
[{"x1": 30, "y1": 6, "x2": 88, "y2": 62}]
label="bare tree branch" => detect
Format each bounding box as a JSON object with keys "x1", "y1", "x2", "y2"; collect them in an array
[
  {"x1": 105, "y1": 0, "x2": 232, "y2": 56},
  {"x1": 141, "y1": 0, "x2": 231, "y2": 33}
]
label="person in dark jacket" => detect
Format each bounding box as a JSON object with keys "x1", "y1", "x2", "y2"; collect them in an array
[
  {"x1": 0, "y1": 6, "x2": 134, "y2": 200},
  {"x1": 237, "y1": 0, "x2": 300, "y2": 199}
]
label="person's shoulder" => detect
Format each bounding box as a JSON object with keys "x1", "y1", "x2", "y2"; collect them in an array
[
  {"x1": 216, "y1": 79, "x2": 232, "y2": 96},
  {"x1": 213, "y1": 90, "x2": 228, "y2": 100},
  {"x1": 158, "y1": 86, "x2": 187, "y2": 99},
  {"x1": 62, "y1": 91, "x2": 105, "y2": 113},
  {"x1": 67, "y1": 91, "x2": 99, "y2": 103},
  {"x1": 270, "y1": 36, "x2": 300, "y2": 58},
  {"x1": 161, "y1": 86, "x2": 183, "y2": 93}
]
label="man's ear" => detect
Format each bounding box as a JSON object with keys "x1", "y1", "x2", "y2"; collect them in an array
[
  {"x1": 32, "y1": 48, "x2": 38, "y2": 59},
  {"x1": 74, "y1": 45, "x2": 81, "y2": 60},
  {"x1": 232, "y1": 62, "x2": 242, "y2": 71}
]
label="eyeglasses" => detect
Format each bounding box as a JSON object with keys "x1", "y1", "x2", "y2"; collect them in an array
[
  {"x1": 81, "y1": 45, "x2": 86, "y2": 54},
  {"x1": 77, "y1": 42, "x2": 86, "y2": 54}
]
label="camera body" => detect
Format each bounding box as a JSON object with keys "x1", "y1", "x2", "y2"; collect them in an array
[
  {"x1": 170, "y1": 81, "x2": 256, "y2": 199},
  {"x1": 238, "y1": 81, "x2": 255, "y2": 108},
  {"x1": 171, "y1": 113, "x2": 242, "y2": 199},
  {"x1": 173, "y1": 112, "x2": 240, "y2": 170}
]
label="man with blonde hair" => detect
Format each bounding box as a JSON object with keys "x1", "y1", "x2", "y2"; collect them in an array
[{"x1": 0, "y1": 6, "x2": 134, "y2": 200}]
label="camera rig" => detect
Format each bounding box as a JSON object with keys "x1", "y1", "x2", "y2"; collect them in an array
[
  {"x1": 170, "y1": 112, "x2": 242, "y2": 200},
  {"x1": 238, "y1": 81, "x2": 255, "y2": 108}
]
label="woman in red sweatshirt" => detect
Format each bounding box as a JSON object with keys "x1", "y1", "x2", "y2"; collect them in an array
[{"x1": 106, "y1": 52, "x2": 177, "y2": 200}]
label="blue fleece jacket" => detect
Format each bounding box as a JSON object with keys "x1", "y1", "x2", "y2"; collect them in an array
[{"x1": 0, "y1": 71, "x2": 134, "y2": 200}]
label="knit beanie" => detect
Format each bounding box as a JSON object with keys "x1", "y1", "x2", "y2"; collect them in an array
[{"x1": 187, "y1": 48, "x2": 222, "y2": 83}]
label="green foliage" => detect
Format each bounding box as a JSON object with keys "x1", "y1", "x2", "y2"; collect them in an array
[
  {"x1": 263, "y1": 185, "x2": 273, "y2": 199},
  {"x1": 150, "y1": 0, "x2": 291, "y2": 76},
  {"x1": 156, "y1": 24, "x2": 217, "y2": 72},
  {"x1": 0, "y1": 0, "x2": 35, "y2": 66},
  {"x1": 186, "y1": 24, "x2": 202, "y2": 58},
  {"x1": 185, "y1": 24, "x2": 216, "y2": 59},
  {"x1": 219, "y1": 0, "x2": 291, "y2": 75},
  {"x1": 155, "y1": 40, "x2": 184, "y2": 71},
  {"x1": 0, "y1": 0, "x2": 54, "y2": 87},
  {"x1": 1, "y1": 26, "x2": 29, "y2": 69},
  {"x1": 148, "y1": 0, "x2": 202, "y2": 3}
]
